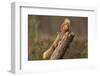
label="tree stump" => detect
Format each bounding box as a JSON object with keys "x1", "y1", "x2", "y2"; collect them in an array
[{"x1": 50, "y1": 32, "x2": 75, "y2": 59}]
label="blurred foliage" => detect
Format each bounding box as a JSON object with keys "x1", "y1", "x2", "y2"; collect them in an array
[
  {"x1": 80, "y1": 42, "x2": 88, "y2": 58},
  {"x1": 28, "y1": 15, "x2": 88, "y2": 60}
]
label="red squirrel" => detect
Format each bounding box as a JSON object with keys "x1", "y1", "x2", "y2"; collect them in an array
[{"x1": 43, "y1": 18, "x2": 71, "y2": 59}]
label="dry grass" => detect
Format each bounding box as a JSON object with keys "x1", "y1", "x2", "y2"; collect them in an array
[{"x1": 28, "y1": 34, "x2": 88, "y2": 60}]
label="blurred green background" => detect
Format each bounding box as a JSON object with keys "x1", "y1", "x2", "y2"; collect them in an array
[{"x1": 28, "y1": 15, "x2": 88, "y2": 60}]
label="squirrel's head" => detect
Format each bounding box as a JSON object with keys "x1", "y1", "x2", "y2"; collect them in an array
[
  {"x1": 60, "y1": 18, "x2": 71, "y2": 33},
  {"x1": 63, "y1": 18, "x2": 70, "y2": 25}
]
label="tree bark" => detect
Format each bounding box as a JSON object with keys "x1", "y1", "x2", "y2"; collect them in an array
[{"x1": 50, "y1": 32, "x2": 75, "y2": 59}]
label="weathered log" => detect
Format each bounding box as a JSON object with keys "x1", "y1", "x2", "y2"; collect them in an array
[
  {"x1": 42, "y1": 32, "x2": 61, "y2": 59},
  {"x1": 50, "y1": 32, "x2": 74, "y2": 59}
]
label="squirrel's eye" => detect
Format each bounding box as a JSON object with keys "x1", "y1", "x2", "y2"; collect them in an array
[{"x1": 66, "y1": 23, "x2": 68, "y2": 25}]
